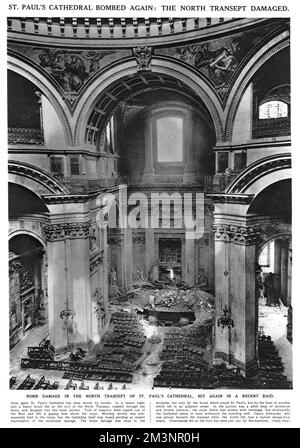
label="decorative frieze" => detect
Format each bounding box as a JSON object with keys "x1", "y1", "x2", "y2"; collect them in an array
[
  {"x1": 213, "y1": 224, "x2": 260, "y2": 245},
  {"x1": 43, "y1": 222, "x2": 90, "y2": 241}
]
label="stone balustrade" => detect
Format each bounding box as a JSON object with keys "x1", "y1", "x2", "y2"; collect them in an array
[{"x1": 7, "y1": 17, "x2": 234, "y2": 40}]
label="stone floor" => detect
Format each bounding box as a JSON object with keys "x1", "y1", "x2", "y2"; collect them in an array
[
  {"x1": 10, "y1": 303, "x2": 293, "y2": 389},
  {"x1": 258, "y1": 302, "x2": 292, "y2": 381}
]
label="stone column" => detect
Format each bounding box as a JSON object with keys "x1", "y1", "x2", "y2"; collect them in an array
[
  {"x1": 183, "y1": 111, "x2": 196, "y2": 184},
  {"x1": 214, "y1": 233, "x2": 230, "y2": 361},
  {"x1": 184, "y1": 234, "x2": 195, "y2": 286},
  {"x1": 280, "y1": 239, "x2": 289, "y2": 301},
  {"x1": 121, "y1": 228, "x2": 133, "y2": 290},
  {"x1": 142, "y1": 116, "x2": 155, "y2": 184},
  {"x1": 145, "y1": 228, "x2": 155, "y2": 280},
  {"x1": 287, "y1": 240, "x2": 292, "y2": 306},
  {"x1": 273, "y1": 238, "x2": 282, "y2": 301},
  {"x1": 44, "y1": 220, "x2": 91, "y2": 353},
  {"x1": 213, "y1": 223, "x2": 259, "y2": 377}
]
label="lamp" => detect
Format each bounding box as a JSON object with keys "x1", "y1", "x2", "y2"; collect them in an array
[
  {"x1": 60, "y1": 298, "x2": 74, "y2": 349},
  {"x1": 217, "y1": 305, "x2": 234, "y2": 329}
]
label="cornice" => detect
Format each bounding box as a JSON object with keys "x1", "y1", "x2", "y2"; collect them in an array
[{"x1": 209, "y1": 194, "x2": 254, "y2": 205}]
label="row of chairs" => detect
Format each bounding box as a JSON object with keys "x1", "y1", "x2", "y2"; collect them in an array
[{"x1": 11, "y1": 375, "x2": 59, "y2": 390}]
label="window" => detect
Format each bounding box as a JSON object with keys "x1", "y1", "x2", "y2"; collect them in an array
[
  {"x1": 234, "y1": 152, "x2": 247, "y2": 171},
  {"x1": 259, "y1": 101, "x2": 288, "y2": 120},
  {"x1": 50, "y1": 157, "x2": 63, "y2": 177},
  {"x1": 70, "y1": 157, "x2": 80, "y2": 175},
  {"x1": 217, "y1": 152, "x2": 229, "y2": 173},
  {"x1": 156, "y1": 116, "x2": 183, "y2": 163},
  {"x1": 105, "y1": 115, "x2": 114, "y2": 154}
]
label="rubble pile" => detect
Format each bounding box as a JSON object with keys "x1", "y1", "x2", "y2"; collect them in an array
[{"x1": 115, "y1": 283, "x2": 216, "y2": 318}]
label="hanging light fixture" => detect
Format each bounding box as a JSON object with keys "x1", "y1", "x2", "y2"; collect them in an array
[
  {"x1": 217, "y1": 305, "x2": 234, "y2": 329},
  {"x1": 60, "y1": 298, "x2": 75, "y2": 349},
  {"x1": 59, "y1": 207, "x2": 75, "y2": 351}
]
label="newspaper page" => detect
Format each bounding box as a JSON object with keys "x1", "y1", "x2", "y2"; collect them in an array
[{"x1": 0, "y1": 0, "x2": 299, "y2": 431}]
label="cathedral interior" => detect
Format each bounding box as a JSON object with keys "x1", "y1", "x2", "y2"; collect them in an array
[{"x1": 8, "y1": 17, "x2": 292, "y2": 390}]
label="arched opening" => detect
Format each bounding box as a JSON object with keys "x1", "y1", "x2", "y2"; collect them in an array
[
  {"x1": 9, "y1": 183, "x2": 49, "y2": 349},
  {"x1": 8, "y1": 70, "x2": 43, "y2": 145},
  {"x1": 9, "y1": 182, "x2": 49, "y2": 216},
  {"x1": 249, "y1": 179, "x2": 292, "y2": 381},
  {"x1": 256, "y1": 235, "x2": 292, "y2": 381},
  {"x1": 252, "y1": 48, "x2": 290, "y2": 139},
  {"x1": 9, "y1": 234, "x2": 48, "y2": 348}
]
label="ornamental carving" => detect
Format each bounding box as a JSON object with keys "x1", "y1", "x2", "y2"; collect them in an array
[
  {"x1": 43, "y1": 222, "x2": 90, "y2": 241},
  {"x1": 93, "y1": 288, "x2": 106, "y2": 321},
  {"x1": 132, "y1": 236, "x2": 145, "y2": 244},
  {"x1": 108, "y1": 237, "x2": 122, "y2": 246},
  {"x1": 90, "y1": 251, "x2": 104, "y2": 273},
  {"x1": 134, "y1": 46, "x2": 152, "y2": 72},
  {"x1": 89, "y1": 226, "x2": 98, "y2": 252},
  {"x1": 204, "y1": 203, "x2": 215, "y2": 215},
  {"x1": 20, "y1": 269, "x2": 34, "y2": 290},
  {"x1": 9, "y1": 258, "x2": 22, "y2": 275},
  {"x1": 213, "y1": 224, "x2": 260, "y2": 245}
]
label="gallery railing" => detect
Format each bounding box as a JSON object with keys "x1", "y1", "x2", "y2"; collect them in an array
[
  {"x1": 7, "y1": 17, "x2": 234, "y2": 40},
  {"x1": 8, "y1": 127, "x2": 44, "y2": 145},
  {"x1": 252, "y1": 117, "x2": 290, "y2": 139}
]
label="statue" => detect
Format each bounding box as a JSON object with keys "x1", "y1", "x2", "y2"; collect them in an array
[
  {"x1": 264, "y1": 272, "x2": 274, "y2": 306},
  {"x1": 175, "y1": 272, "x2": 182, "y2": 285},
  {"x1": 134, "y1": 267, "x2": 145, "y2": 283},
  {"x1": 110, "y1": 267, "x2": 117, "y2": 286},
  {"x1": 197, "y1": 269, "x2": 208, "y2": 288}
]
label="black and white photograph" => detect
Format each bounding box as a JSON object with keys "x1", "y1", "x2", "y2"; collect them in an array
[{"x1": 7, "y1": 16, "x2": 292, "y2": 394}]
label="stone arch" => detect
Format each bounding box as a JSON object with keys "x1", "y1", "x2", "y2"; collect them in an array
[
  {"x1": 8, "y1": 229, "x2": 47, "y2": 251},
  {"x1": 226, "y1": 153, "x2": 291, "y2": 195},
  {"x1": 258, "y1": 231, "x2": 291, "y2": 256},
  {"x1": 73, "y1": 57, "x2": 224, "y2": 146},
  {"x1": 224, "y1": 31, "x2": 290, "y2": 141},
  {"x1": 8, "y1": 160, "x2": 69, "y2": 195},
  {"x1": 8, "y1": 55, "x2": 73, "y2": 146}
]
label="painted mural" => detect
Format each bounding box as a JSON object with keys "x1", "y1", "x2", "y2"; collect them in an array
[
  {"x1": 9, "y1": 44, "x2": 131, "y2": 105},
  {"x1": 157, "y1": 22, "x2": 283, "y2": 98}
]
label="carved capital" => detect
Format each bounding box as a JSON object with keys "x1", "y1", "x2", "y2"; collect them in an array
[
  {"x1": 43, "y1": 222, "x2": 90, "y2": 241},
  {"x1": 213, "y1": 224, "x2": 260, "y2": 245}
]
